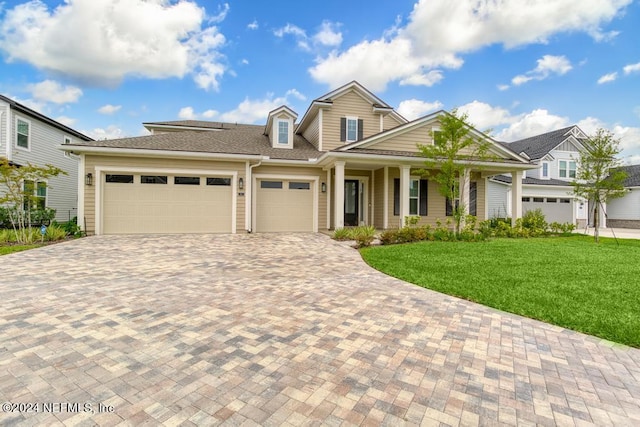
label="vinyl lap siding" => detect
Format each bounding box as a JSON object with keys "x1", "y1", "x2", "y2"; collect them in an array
[
  {"x1": 322, "y1": 91, "x2": 383, "y2": 151},
  {"x1": 301, "y1": 114, "x2": 320, "y2": 149},
  {"x1": 487, "y1": 180, "x2": 510, "y2": 218},
  {"x1": 603, "y1": 191, "x2": 640, "y2": 220},
  {"x1": 10, "y1": 111, "x2": 80, "y2": 222},
  {"x1": 383, "y1": 114, "x2": 404, "y2": 131},
  {"x1": 372, "y1": 126, "x2": 433, "y2": 152},
  {"x1": 83, "y1": 155, "x2": 247, "y2": 234},
  {"x1": 0, "y1": 103, "x2": 8, "y2": 155}
]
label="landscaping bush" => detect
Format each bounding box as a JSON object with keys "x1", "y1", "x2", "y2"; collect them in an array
[
  {"x1": 52, "y1": 217, "x2": 82, "y2": 237},
  {"x1": 45, "y1": 224, "x2": 67, "y2": 241},
  {"x1": 521, "y1": 209, "x2": 548, "y2": 236},
  {"x1": 332, "y1": 225, "x2": 377, "y2": 247},
  {"x1": 332, "y1": 227, "x2": 352, "y2": 241}
]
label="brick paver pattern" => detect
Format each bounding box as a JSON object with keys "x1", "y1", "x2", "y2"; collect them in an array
[{"x1": 0, "y1": 234, "x2": 639, "y2": 426}]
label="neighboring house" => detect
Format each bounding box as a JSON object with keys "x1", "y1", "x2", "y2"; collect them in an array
[
  {"x1": 488, "y1": 126, "x2": 590, "y2": 227},
  {"x1": 0, "y1": 95, "x2": 93, "y2": 222},
  {"x1": 63, "y1": 81, "x2": 534, "y2": 235},
  {"x1": 606, "y1": 164, "x2": 640, "y2": 229}
]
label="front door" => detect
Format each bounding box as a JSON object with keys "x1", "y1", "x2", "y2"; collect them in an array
[{"x1": 344, "y1": 180, "x2": 359, "y2": 226}]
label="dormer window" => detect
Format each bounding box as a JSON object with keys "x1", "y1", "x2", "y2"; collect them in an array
[
  {"x1": 278, "y1": 120, "x2": 289, "y2": 144},
  {"x1": 265, "y1": 105, "x2": 297, "y2": 149},
  {"x1": 340, "y1": 117, "x2": 363, "y2": 143}
]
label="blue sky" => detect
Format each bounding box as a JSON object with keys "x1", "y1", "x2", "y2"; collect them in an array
[{"x1": 1, "y1": 0, "x2": 639, "y2": 162}]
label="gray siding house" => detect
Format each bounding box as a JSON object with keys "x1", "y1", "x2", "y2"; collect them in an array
[
  {"x1": 0, "y1": 95, "x2": 93, "y2": 222},
  {"x1": 488, "y1": 126, "x2": 589, "y2": 227},
  {"x1": 607, "y1": 164, "x2": 640, "y2": 229}
]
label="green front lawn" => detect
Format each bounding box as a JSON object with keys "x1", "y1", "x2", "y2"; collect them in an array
[
  {"x1": 0, "y1": 244, "x2": 40, "y2": 256},
  {"x1": 361, "y1": 235, "x2": 640, "y2": 348}
]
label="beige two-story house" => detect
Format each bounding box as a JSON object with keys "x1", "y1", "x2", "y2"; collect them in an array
[{"x1": 63, "y1": 81, "x2": 533, "y2": 235}]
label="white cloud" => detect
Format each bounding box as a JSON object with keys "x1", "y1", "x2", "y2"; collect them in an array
[
  {"x1": 597, "y1": 72, "x2": 618, "y2": 84},
  {"x1": 312, "y1": 21, "x2": 342, "y2": 47},
  {"x1": 496, "y1": 109, "x2": 570, "y2": 141},
  {"x1": 458, "y1": 101, "x2": 515, "y2": 131},
  {"x1": 176, "y1": 89, "x2": 306, "y2": 124},
  {"x1": 178, "y1": 106, "x2": 197, "y2": 120},
  {"x1": 274, "y1": 23, "x2": 310, "y2": 50},
  {"x1": 397, "y1": 99, "x2": 443, "y2": 121},
  {"x1": 399, "y1": 70, "x2": 443, "y2": 87},
  {"x1": 497, "y1": 84, "x2": 510, "y2": 91},
  {"x1": 241, "y1": 59, "x2": 249, "y2": 65},
  {"x1": 247, "y1": 20, "x2": 258, "y2": 30},
  {"x1": 55, "y1": 115, "x2": 76, "y2": 126},
  {"x1": 511, "y1": 55, "x2": 573, "y2": 86},
  {"x1": 623, "y1": 62, "x2": 640, "y2": 74},
  {"x1": 85, "y1": 125, "x2": 124, "y2": 140},
  {"x1": 98, "y1": 104, "x2": 122, "y2": 115},
  {"x1": 27, "y1": 80, "x2": 82, "y2": 104},
  {"x1": 0, "y1": 0, "x2": 228, "y2": 90},
  {"x1": 310, "y1": 0, "x2": 629, "y2": 90},
  {"x1": 208, "y1": 3, "x2": 229, "y2": 24}
]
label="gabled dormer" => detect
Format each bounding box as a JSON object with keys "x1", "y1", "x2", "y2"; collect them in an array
[{"x1": 265, "y1": 105, "x2": 297, "y2": 149}]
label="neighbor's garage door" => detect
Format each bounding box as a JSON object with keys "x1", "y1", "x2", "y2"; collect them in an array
[
  {"x1": 102, "y1": 173, "x2": 233, "y2": 234},
  {"x1": 523, "y1": 197, "x2": 573, "y2": 224},
  {"x1": 255, "y1": 179, "x2": 314, "y2": 232}
]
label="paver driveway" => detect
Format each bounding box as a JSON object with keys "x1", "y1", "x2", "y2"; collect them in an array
[{"x1": 1, "y1": 234, "x2": 639, "y2": 426}]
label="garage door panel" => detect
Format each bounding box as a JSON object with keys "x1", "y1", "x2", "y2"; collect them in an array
[
  {"x1": 255, "y1": 179, "x2": 314, "y2": 232},
  {"x1": 103, "y1": 174, "x2": 233, "y2": 234}
]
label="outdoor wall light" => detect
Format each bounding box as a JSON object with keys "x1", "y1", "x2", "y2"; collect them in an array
[
  {"x1": 321, "y1": 182, "x2": 326, "y2": 193},
  {"x1": 239, "y1": 177, "x2": 244, "y2": 190},
  {"x1": 85, "y1": 173, "x2": 93, "y2": 186}
]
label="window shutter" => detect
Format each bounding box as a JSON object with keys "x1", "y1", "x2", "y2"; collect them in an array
[
  {"x1": 446, "y1": 197, "x2": 453, "y2": 217},
  {"x1": 340, "y1": 118, "x2": 346, "y2": 142},
  {"x1": 469, "y1": 182, "x2": 477, "y2": 216},
  {"x1": 393, "y1": 178, "x2": 400, "y2": 216},
  {"x1": 357, "y1": 119, "x2": 364, "y2": 141},
  {"x1": 419, "y1": 179, "x2": 428, "y2": 216}
]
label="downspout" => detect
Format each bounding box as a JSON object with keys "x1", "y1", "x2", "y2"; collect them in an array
[{"x1": 246, "y1": 160, "x2": 262, "y2": 233}]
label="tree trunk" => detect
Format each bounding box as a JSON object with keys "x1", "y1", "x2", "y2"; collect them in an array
[{"x1": 593, "y1": 200, "x2": 599, "y2": 243}]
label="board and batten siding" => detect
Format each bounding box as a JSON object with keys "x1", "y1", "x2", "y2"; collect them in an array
[
  {"x1": 83, "y1": 155, "x2": 247, "y2": 234},
  {"x1": 9, "y1": 110, "x2": 80, "y2": 222},
  {"x1": 322, "y1": 90, "x2": 384, "y2": 151}
]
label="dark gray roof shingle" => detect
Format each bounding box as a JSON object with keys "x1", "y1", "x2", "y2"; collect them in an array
[
  {"x1": 505, "y1": 126, "x2": 577, "y2": 160},
  {"x1": 143, "y1": 120, "x2": 260, "y2": 131},
  {"x1": 615, "y1": 164, "x2": 640, "y2": 187},
  {"x1": 68, "y1": 126, "x2": 322, "y2": 161},
  {"x1": 492, "y1": 174, "x2": 573, "y2": 186}
]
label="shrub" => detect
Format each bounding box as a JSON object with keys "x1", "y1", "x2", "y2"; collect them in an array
[
  {"x1": 379, "y1": 229, "x2": 399, "y2": 245},
  {"x1": 53, "y1": 217, "x2": 82, "y2": 237},
  {"x1": 521, "y1": 209, "x2": 548, "y2": 236},
  {"x1": 352, "y1": 225, "x2": 376, "y2": 248},
  {"x1": 45, "y1": 224, "x2": 67, "y2": 241},
  {"x1": 332, "y1": 227, "x2": 352, "y2": 241}
]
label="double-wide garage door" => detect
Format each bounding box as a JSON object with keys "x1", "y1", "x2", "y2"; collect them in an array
[
  {"x1": 523, "y1": 197, "x2": 573, "y2": 224},
  {"x1": 255, "y1": 179, "x2": 314, "y2": 232},
  {"x1": 102, "y1": 173, "x2": 233, "y2": 234}
]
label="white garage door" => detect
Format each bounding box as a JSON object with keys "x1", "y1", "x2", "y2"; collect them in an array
[
  {"x1": 523, "y1": 197, "x2": 573, "y2": 224},
  {"x1": 255, "y1": 179, "x2": 314, "y2": 232},
  {"x1": 102, "y1": 174, "x2": 233, "y2": 234}
]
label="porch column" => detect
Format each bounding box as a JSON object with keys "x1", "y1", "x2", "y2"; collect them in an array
[
  {"x1": 334, "y1": 161, "x2": 345, "y2": 229},
  {"x1": 383, "y1": 167, "x2": 389, "y2": 229},
  {"x1": 399, "y1": 165, "x2": 411, "y2": 227},
  {"x1": 326, "y1": 168, "x2": 331, "y2": 230},
  {"x1": 511, "y1": 170, "x2": 523, "y2": 226},
  {"x1": 459, "y1": 168, "x2": 470, "y2": 226}
]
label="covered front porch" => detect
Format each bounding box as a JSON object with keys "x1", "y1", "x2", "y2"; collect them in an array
[{"x1": 322, "y1": 158, "x2": 529, "y2": 230}]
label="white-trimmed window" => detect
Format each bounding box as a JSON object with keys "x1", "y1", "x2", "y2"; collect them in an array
[
  {"x1": 346, "y1": 117, "x2": 358, "y2": 142},
  {"x1": 431, "y1": 127, "x2": 442, "y2": 145},
  {"x1": 16, "y1": 118, "x2": 30, "y2": 150},
  {"x1": 409, "y1": 179, "x2": 419, "y2": 215},
  {"x1": 541, "y1": 162, "x2": 549, "y2": 179},
  {"x1": 559, "y1": 160, "x2": 577, "y2": 178},
  {"x1": 23, "y1": 180, "x2": 47, "y2": 210},
  {"x1": 277, "y1": 120, "x2": 289, "y2": 144}
]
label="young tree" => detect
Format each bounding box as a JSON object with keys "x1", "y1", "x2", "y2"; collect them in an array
[
  {"x1": 0, "y1": 159, "x2": 66, "y2": 244},
  {"x1": 417, "y1": 109, "x2": 493, "y2": 234},
  {"x1": 571, "y1": 128, "x2": 627, "y2": 243}
]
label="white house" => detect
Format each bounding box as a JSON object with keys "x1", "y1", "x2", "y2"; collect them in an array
[
  {"x1": 606, "y1": 164, "x2": 640, "y2": 229},
  {"x1": 488, "y1": 126, "x2": 589, "y2": 227},
  {"x1": 0, "y1": 95, "x2": 93, "y2": 222}
]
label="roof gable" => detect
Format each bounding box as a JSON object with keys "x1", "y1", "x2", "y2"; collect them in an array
[{"x1": 337, "y1": 110, "x2": 529, "y2": 163}]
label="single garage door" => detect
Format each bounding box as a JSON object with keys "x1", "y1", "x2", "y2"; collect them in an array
[
  {"x1": 255, "y1": 179, "x2": 314, "y2": 232},
  {"x1": 523, "y1": 197, "x2": 573, "y2": 224},
  {"x1": 102, "y1": 173, "x2": 233, "y2": 234}
]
